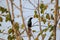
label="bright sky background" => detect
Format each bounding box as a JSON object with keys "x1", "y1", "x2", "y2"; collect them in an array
[{"x1": 0, "y1": 0, "x2": 60, "y2": 40}]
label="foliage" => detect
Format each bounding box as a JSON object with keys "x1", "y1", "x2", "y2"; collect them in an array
[
  {"x1": 0, "y1": 0, "x2": 59, "y2": 40},
  {"x1": 34, "y1": 10, "x2": 39, "y2": 18},
  {"x1": 8, "y1": 28, "x2": 14, "y2": 34},
  {"x1": 42, "y1": 34, "x2": 46, "y2": 38},
  {"x1": 32, "y1": 30, "x2": 36, "y2": 32},
  {"x1": 42, "y1": 18, "x2": 46, "y2": 24},
  {"x1": 5, "y1": 13, "x2": 11, "y2": 22},
  {"x1": 48, "y1": 32, "x2": 54, "y2": 40},
  {"x1": 0, "y1": 6, "x2": 9, "y2": 13},
  {"x1": 35, "y1": 37, "x2": 39, "y2": 40},
  {"x1": 21, "y1": 24, "x2": 25, "y2": 29},
  {"x1": 40, "y1": 3, "x2": 48, "y2": 14},
  {"x1": 0, "y1": 17, "x2": 3, "y2": 22},
  {"x1": 8, "y1": 35, "x2": 15, "y2": 40},
  {"x1": 8, "y1": 22, "x2": 19, "y2": 40},
  {"x1": 0, "y1": 30, "x2": 2, "y2": 33},
  {"x1": 51, "y1": 14, "x2": 54, "y2": 20},
  {"x1": 46, "y1": 14, "x2": 50, "y2": 20},
  {"x1": 33, "y1": 2, "x2": 55, "y2": 40},
  {"x1": 14, "y1": 22, "x2": 19, "y2": 31},
  {"x1": 51, "y1": 0, "x2": 54, "y2": 3},
  {"x1": 58, "y1": 6, "x2": 60, "y2": 9},
  {"x1": 0, "y1": 30, "x2": 3, "y2": 33}
]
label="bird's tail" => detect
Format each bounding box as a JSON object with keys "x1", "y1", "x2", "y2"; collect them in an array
[{"x1": 28, "y1": 27, "x2": 31, "y2": 36}]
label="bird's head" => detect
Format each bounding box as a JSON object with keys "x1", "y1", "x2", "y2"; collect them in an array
[
  {"x1": 30, "y1": 17, "x2": 33, "y2": 19},
  {"x1": 29, "y1": 17, "x2": 33, "y2": 21}
]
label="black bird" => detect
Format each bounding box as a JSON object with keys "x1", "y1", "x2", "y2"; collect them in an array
[
  {"x1": 27, "y1": 17, "x2": 33, "y2": 35},
  {"x1": 27, "y1": 17, "x2": 33, "y2": 28}
]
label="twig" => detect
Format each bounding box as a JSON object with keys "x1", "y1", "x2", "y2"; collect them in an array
[
  {"x1": 37, "y1": 0, "x2": 44, "y2": 40},
  {"x1": 19, "y1": 0, "x2": 30, "y2": 40},
  {"x1": 28, "y1": 0, "x2": 36, "y2": 8},
  {"x1": 24, "y1": 6, "x2": 34, "y2": 10},
  {"x1": 13, "y1": 3, "x2": 35, "y2": 10},
  {"x1": 0, "y1": 38, "x2": 5, "y2": 40},
  {"x1": 10, "y1": 0, "x2": 22, "y2": 40}
]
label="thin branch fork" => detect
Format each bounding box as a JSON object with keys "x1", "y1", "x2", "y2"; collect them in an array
[
  {"x1": 13, "y1": 3, "x2": 35, "y2": 10},
  {"x1": 28, "y1": 0, "x2": 36, "y2": 8},
  {"x1": 19, "y1": 0, "x2": 30, "y2": 40},
  {"x1": 20, "y1": 0, "x2": 34, "y2": 40}
]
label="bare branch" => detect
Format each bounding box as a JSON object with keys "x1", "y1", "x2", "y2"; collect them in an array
[
  {"x1": 0, "y1": 38, "x2": 5, "y2": 40},
  {"x1": 28, "y1": 0, "x2": 36, "y2": 7},
  {"x1": 13, "y1": 3, "x2": 35, "y2": 10}
]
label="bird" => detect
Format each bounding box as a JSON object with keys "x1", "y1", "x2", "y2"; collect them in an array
[
  {"x1": 27, "y1": 17, "x2": 33, "y2": 28},
  {"x1": 27, "y1": 17, "x2": 33, "y2": 35}
]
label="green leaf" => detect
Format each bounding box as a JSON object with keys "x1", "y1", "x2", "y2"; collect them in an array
[
  {"x1": 41, "y1": 9, "x2": 44, "y2": 14},
  {"x1": 0, "y1": 17, "x2": 3, "y2": 22},
  {"x1": 43, "y1": 19, "x2": 46, "y2": 24},
  {"x1": 0, "y1": 30, "x2": 3, "y2": 33},
  {"x1": 51, "y1": 14, "x2": 54, "y2": 20},
  {"x1": 14, "y1": 22, "x2": 19, "y2": 30},
  {"x1": 12, "y1": 35, "x2": 15, "y2": 39},
  {"x1": 58, "y1": 6, "x2": 60, "y2": 9},
  {"x1": 0, "y1": 30, "x2": 1, "y2": 33},
  {"x1": 34, "y1": 10, "x2": 39, "y2": 18},
  {"x1": 51, "y1": 0, "x2": 54, "y2": 3},
  {"x1": 51, "y1": 33, "x2": 54, "y2": 37},
  {"x1": 0, "y1": 6, "x2": 8, "y2": 13},
  {"x1": 34, "y1": 10, "x2": 37, "y2": 14},
  {"x1": 41, "y1": 15, "x2": 46, "y2": 24},
  {"x1": 44, "y1": 5, "x2": 48, "y2": 10},
  {"x1": 8, "y1": 28, "x2": 14, "y2": 34},
  {"x1": 43, "y1": 28, "x2": 48, "y2": 32},
  {"x1": 46, "y1": 14, "x2": 50, "y2": 20},
  {"x1": 21, "y1": 24, "x2": 25, "y2": 29},
  {"x1": 8, "y1": 35, "x2": 12, "y2": 40},
  {"x1": 40, "y1": 3, "x2": 44, "y2": 9},
  {"x1": 5, "y1": 14, "x2": 11, "y2": 22},
  {"x1": 48, "y1": 37, "x2": 52, "y2": 40},
  {"x1": 49, "y1": 26, "x2": 53, "y2": 32},
  {"x1": 41, "y1": 16, "x2": 44, "y2": 21},
  {"x1": 38, "y1": 31, "x2": 43, "y2": 37},
  {"x1": 32, "y1": 30, "x2": 36, "y2": 32},
  {"x1": 8, "y1": 28, "x2": 13, "y2": 34},
  {"x1": 48, "y1": 32, "x2": 54, "y2": 40},
  {"x1": 34, "y1": 14, "x2": 39, "y2": 18},
  {"x1": 40, "y1": 3, "x2": 47, "y2": 14},
  {"x1": 8, "y1": 35, "x2": 15, "y2": 40},
  {"x1": 48, "y1": 25, "x2": 53, "y2": 28},
  {"x1": 42, "y1": 34, "x2": 46, "y2": 38}
]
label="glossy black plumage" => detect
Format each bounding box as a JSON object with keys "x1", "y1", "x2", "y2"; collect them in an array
[{"x1": 27, "y1": 17, "x2": 33, "y2": 27}]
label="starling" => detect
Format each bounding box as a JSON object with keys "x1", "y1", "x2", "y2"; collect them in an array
[
  {"x1": 27, "y1": 17, "x2": 33, "y2": 27},
  {"x1": 27, "y1": 17, "x2": 33, "y2": 36}
]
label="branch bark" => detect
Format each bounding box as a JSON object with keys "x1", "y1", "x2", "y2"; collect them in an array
[
  {"x1": 37, "y1": 0, "x2": 44, "y2": 40},
  {"x1": 19, "y1": 0, "x2": 31, "y2": 40},
  {"x1": 10, "y1": 0, "x2": 22, "y2": 40},
  {"x1": 53, "y1": 0, "x2": 58, "y2": 40}
]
